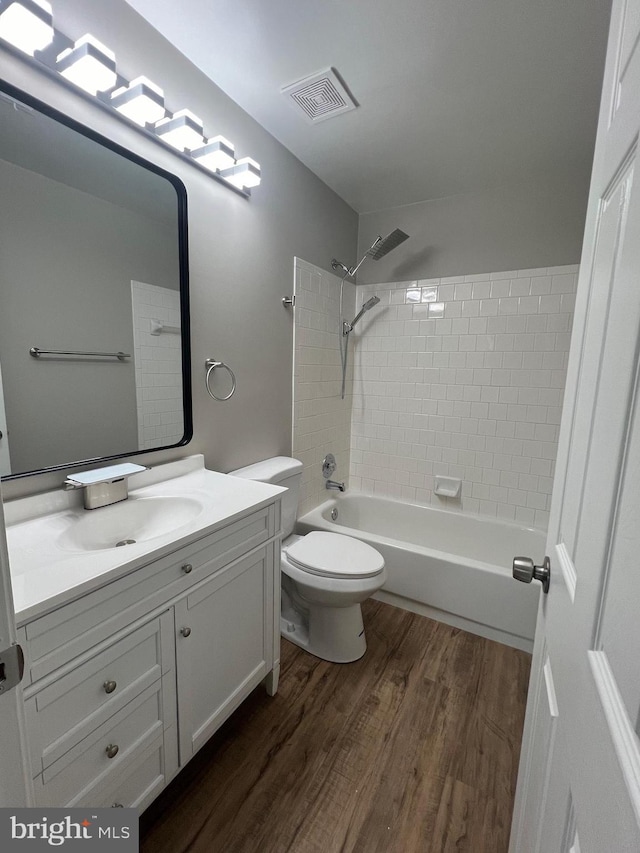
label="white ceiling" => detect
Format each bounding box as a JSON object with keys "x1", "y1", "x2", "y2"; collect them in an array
[{"x1": 124, "y1": 0, "x2": 611, "y2": 214}]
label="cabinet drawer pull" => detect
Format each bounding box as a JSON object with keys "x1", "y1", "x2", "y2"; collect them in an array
[
  {"x1": 112, "y1": 803, "x2": 124, "y2": 808},
  {"x1": 105, "y1": 744, "x2": 119, "y2": 759},
  {"x1": 181, "y1": 563, "x2": 193, "y2": 574},
  {"x1": 180, "y1": 626, "x2": 192, "y2": 638},
  {"x1": 103, "y1": 680, "x2": 117, "y2": 694}
]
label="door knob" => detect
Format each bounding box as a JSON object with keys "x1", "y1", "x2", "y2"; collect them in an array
[{"x1": 513, "y1": 555, "x2": 551, "y2": 594}]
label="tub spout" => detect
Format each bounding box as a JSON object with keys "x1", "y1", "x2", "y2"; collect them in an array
[{"x1": 326, "y1": 479, "x2": 345, "y2": 492}]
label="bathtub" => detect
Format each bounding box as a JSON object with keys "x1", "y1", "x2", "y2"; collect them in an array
[{"x1": 296, "y1": 494, "x2": 544, "y2": 652}]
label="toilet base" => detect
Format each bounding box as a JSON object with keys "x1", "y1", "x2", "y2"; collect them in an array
[{"x1": 281, "y1": 602, "x2": 367, "y2": 663}]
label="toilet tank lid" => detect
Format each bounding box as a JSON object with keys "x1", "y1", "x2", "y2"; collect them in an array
[{"x1": 228, "y1": 456, "x2": 303, "y2": 484}]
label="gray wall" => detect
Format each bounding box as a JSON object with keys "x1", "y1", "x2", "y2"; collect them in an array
[
  {"x1": 0, "y1": 0, "x2": 357, "y2": 497},
  {"x1": 356, "y1": 175, "x2": 590, "y2": 285},
  {"x1": 0, "y1": 158, "x2": 177, "y2": 473}
]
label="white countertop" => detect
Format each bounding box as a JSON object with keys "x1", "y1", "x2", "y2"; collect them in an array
[{"x1": 4, "y1": 455, "x2": 284, "y2": 625}]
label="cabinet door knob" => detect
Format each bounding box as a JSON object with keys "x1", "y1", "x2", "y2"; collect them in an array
[
  {"x1": 103, "y1": 680, "x2": 117, "y2": 694},
  {"x1": 181, "y1": 563, "x2": 193, "y2": 574},
  {"x1": 180, "y1": 626, "x2": 192, "y2": 638},
  {"x1": 105, "y1": 743, "x2": 119, "y2": 759}
]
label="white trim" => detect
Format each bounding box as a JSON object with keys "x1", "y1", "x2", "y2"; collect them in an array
[
  {"x1": 589, "y1": 649, "x2": 640, "y2": 824},
  {"x1": 543, "y1": 656, "x2": 559, "y2": 718},
  {"x1": 556, "y1": 541, "x2": 577, "y2": 603},
  {"x1": 0, "y1": 485, "x2": 34, "y2": 806}
]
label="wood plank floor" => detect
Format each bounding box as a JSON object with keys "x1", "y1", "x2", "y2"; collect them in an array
[{"x1": 140, "y1": 600, "x2": 531, "y2": 853}]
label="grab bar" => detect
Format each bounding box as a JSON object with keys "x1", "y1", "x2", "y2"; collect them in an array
[{"x1": 30, "y1": 347, "x2": 130, "y2": 361}]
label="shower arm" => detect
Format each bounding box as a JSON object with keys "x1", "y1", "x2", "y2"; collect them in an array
[{"x1": 334, "y1": 236, "x2": 383, "y2": 280}]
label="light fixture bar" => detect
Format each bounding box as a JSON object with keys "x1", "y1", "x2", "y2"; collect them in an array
[
  {"x1": 0, "y1": 8, "x2": 261, "y2": 197},
  {"x1": 0, "y1": 0, "x2": 53, "y2": 56}
]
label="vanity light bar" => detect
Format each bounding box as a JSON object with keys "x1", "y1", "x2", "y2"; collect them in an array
[
  {"x1": 0, "y1": 2, "x2": 262, "y2": 196},
  {"x1": 0, "y1": 0, "x2": 53, "y2": 56},
  {"x1": 57, "y1": 34, "x2": 117, "y2": 95},
  {"x1": 110, "y1": 75, "x2": 166, "y2": 127}
]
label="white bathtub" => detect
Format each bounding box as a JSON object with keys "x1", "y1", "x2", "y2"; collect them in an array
[{"x1": 296, "y1": 494, "x2": 544, "y2": 652}]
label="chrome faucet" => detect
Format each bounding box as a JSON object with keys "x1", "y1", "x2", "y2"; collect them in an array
[
  {"x1": 64, "y1": 462, "x2": 149, "y2": 510},
  {"x1": 326, "y1": 479, "x2": 345, "y2": 492}
]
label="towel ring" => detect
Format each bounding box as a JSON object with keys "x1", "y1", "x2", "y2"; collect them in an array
[{"x1": 205, "y1": 357, "x2": 237, "y2": 401}]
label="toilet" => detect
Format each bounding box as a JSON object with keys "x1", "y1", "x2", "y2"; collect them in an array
[{"x1": 230, "y1": 457, "x2": 386, "y2": 663}]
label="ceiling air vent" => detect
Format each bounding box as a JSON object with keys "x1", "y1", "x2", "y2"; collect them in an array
[{"x1": 281, "y1": 67, "x2": 357, "y2": 124}]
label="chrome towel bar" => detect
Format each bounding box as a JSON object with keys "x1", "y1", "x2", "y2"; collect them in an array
[{"x1": 30, "y1": 347, "x2": 130, "y2": 360}]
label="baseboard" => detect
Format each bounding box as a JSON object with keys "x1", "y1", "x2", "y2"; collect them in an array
[{"x1": 372, "y1": 590, "x2": 534, "y2": 654}]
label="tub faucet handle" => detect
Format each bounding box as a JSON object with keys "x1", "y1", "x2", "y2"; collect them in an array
[{"x1": 322, "y1": 454, "x2": 337, "y2": 479}]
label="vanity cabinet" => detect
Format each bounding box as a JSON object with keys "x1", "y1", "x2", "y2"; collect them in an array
[
  {"x1": 175, "y1": 545, "x2": 275, "y2": 761},
  {"x1": 17, "y1": 499, "x2": 281, "y2": 810}
]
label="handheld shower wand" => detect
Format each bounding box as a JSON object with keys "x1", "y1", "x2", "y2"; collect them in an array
[{"x1": 343, "y1": 296, "x2": 381, "y2": 335}]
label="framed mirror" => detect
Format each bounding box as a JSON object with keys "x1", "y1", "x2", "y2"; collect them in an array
[{"x1": 0, "y1": 81, "x2": 192, "y2": 480}]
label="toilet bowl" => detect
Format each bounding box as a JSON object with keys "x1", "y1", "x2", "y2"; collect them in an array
[
  {"x1": 229, "y1": 457, "x2": 386, "y2": 663},
  {"x1": 281, "y1": 531, "x2": 386, "y2": 662}
]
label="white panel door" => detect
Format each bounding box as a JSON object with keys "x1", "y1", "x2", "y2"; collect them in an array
[
  {"x1": 510, "y1": 1, "x2": 640, "y2": 850},
  {"x1": 0, "y1": 360, "x2": 11, "y2": 476},
  {"x1": 0, "y1": 484, "x2": 32, "y2": 805}
]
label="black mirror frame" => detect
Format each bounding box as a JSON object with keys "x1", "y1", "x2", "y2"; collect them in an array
[{"x1": 0, "y1": 79, "x2": 193, "y2": 480}]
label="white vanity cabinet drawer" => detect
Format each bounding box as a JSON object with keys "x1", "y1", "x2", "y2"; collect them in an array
[
  {"x1": 33, "y1": 682, "x2": 166, "y2": 808},
  {"x1": 91, "y1": 735, "x2": 171, "y2": 811},
  {"x1": 36, "y1": 733, "x2": 173, "y2": 812},
  {"x1": 23, "y1": 504, "x2": 277, "y2": 683},
  {"x1": 25, "y1": 612, "x2": 173, "y2": 778}
]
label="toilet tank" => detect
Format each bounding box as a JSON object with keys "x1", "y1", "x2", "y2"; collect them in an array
[{"x1": 228, "y1": 456, "x2": 303, "y2": 538}]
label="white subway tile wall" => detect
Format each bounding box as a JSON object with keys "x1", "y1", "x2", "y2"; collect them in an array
[
  {"x1": 293, "y1": 258, "x2": 356, "y2": 516},
  {"x1": 350, "y1": 265, "x2": 579, "y2": 529},
  {"x1": 131, "y1": 281, "x2": 184, "y2": 450}
]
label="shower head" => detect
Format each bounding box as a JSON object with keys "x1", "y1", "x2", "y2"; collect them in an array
[
  {"x1": 345, "y1": 295, "x2": 381, "y2": 333},
  {"x1": 331, "y1": 229, "x2": 409, "y2": 281},
  {"x1": 362, "y1": 295, "x2": 381, "y2": 312},
  {"x1": 366, "y1": 229, "x2": 410, "y2": 261}
]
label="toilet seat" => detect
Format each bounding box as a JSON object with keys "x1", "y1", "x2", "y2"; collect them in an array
[{"x1": 285, "y1": 531, "x2": 384, "y2": 580}]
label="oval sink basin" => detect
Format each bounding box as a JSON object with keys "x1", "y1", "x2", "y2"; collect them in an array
[{"x1": 57, "y1": 496, "x2": 204, "y2": 552}]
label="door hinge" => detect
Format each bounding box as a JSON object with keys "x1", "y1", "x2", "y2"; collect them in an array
[{"x1": 0, "y1": 643, "x2": 25, "y2": 695}]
